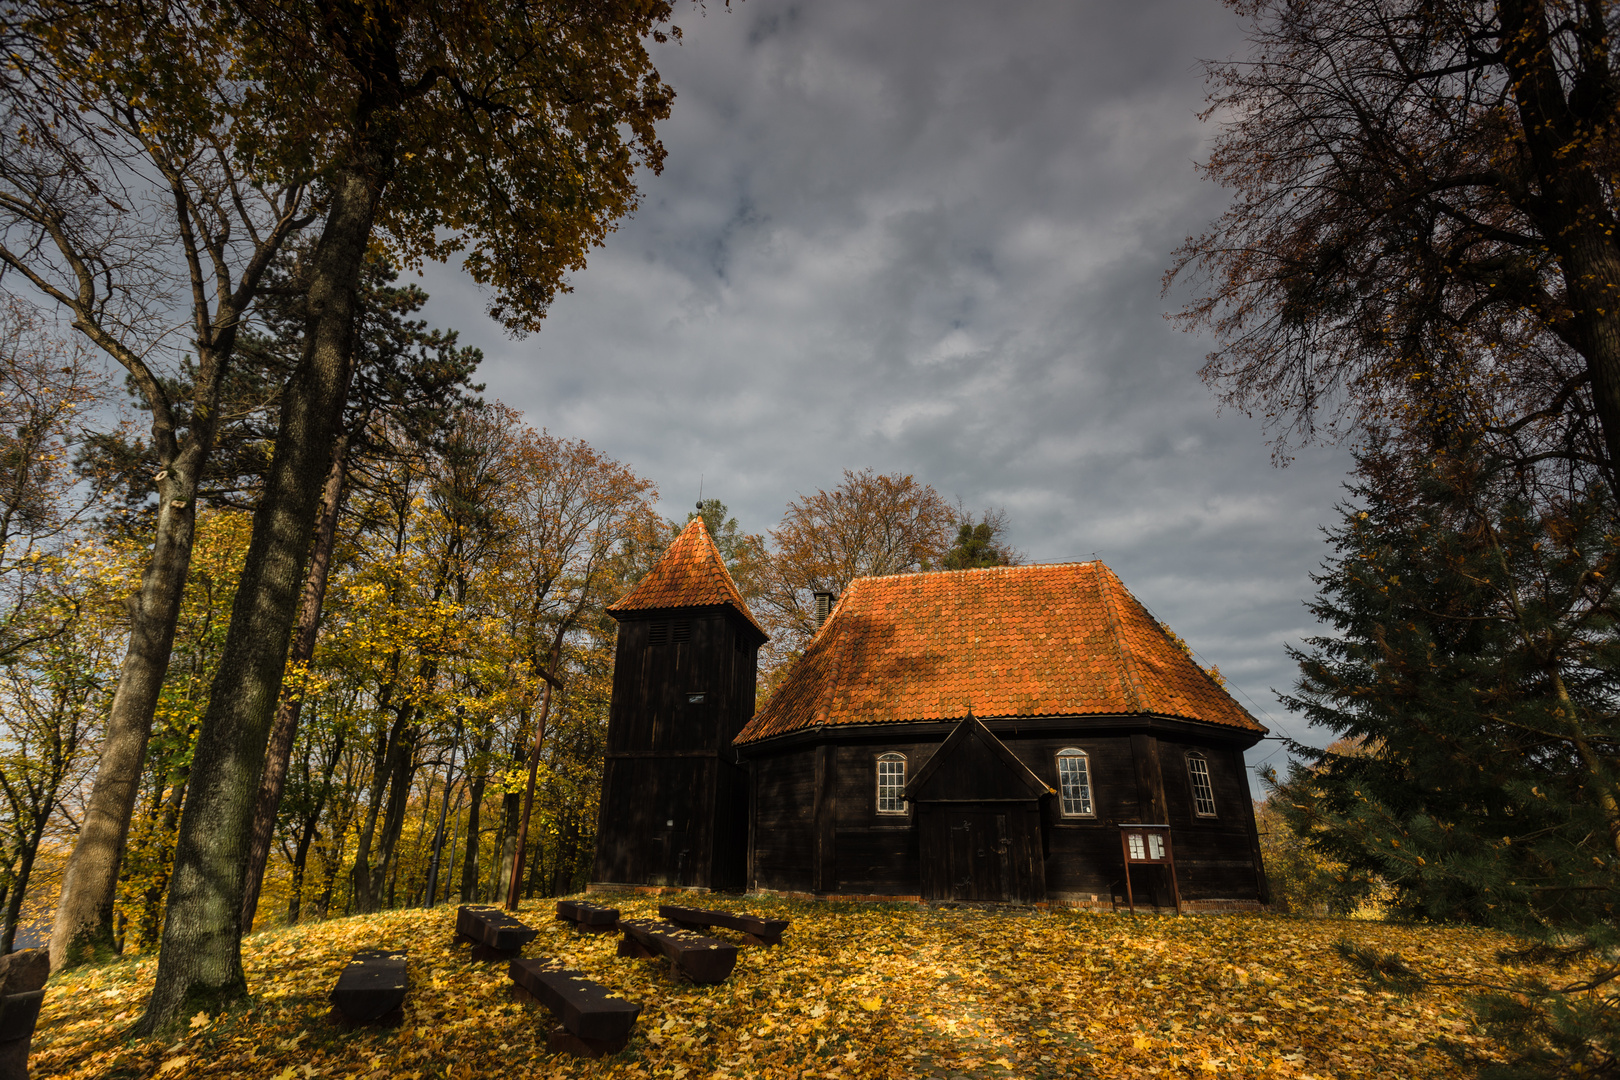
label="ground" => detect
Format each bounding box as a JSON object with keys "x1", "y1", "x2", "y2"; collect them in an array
[{"x1": 28, "y1": 895, "x2": 1529, "y2": 1079}]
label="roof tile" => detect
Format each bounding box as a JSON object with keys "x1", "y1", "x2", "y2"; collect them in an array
[
  {"x1": 608, "y1": 518, "x2": 767, "y2": 639},
  {"x1": 735, "y1": 560, "x2": 1260, "y2": 743}
]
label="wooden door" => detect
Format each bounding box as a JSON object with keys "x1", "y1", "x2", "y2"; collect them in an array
[
  {"x1": 946, "y1": 810, "x2": 1010, "y2": 902},
  {"x1": 920, "y1": 802, "x2": 1044, "y2": 903}
]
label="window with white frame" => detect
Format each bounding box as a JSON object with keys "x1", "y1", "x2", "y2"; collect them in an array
[
  {"x1": 1187, "y1": 752, "x2": 1217, "y2": 817},
  {"x1": 1056, "y1": 749, "x2": 1094, "y2": 817},
  {"x1": 876, "y1": 753, "x2": 907, "y2": 814}
]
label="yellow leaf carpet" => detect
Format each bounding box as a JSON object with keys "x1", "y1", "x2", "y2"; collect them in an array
[{"x1": 28, "y1": 896, "x2": 1526, "y2": 1079}]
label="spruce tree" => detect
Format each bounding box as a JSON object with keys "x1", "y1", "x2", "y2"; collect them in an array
[{"x1": 1277, "y1": 445, "x2": 1620, "y2": 1077}]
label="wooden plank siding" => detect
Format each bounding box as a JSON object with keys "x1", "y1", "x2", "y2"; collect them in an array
[
  {"x1": 749, "y1": 749, "x2": 815, "y2": 892},
  {"x1": 592, "y1": 609, "x2": 758, "y2": 891},
  {"x1": 742, "y1": 722, "x2": 1266, "y2": 905}
]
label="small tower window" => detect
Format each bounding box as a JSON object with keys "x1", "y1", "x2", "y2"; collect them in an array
[
  {"x1": 687, "y1": 692, "x2": 706, "y2": 705},
  {"x1": 1187, "y1": 752, "x2": 1217, "y2": 818},
  {"x1": 1056, "y1": 749, "x2": 1094, "y2": 817},
  {"x1": 672, "y1": 621, "x2": 692, "y2": 643},
  {"x1": 648, "y1": 623, "x2": 670, "y2": 646},
  {"x1": 876, "y1": 753, "x2": 907, "y2": 815}
]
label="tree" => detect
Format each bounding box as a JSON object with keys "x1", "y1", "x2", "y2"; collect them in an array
[
  {"x1": 236, "y1": 254, "x2": 484, "y2": 932},
  {"x1": 1253, "y1": 737, "x2": 1384, "y2": 916},
  {"x1": 1278, "y1": 442, "x2": 1620, "y2": 1077},
  {"x1": 141, "y1": 0, "x2": 677, "y2": 1031},
  {"x1": 1168, "y1": 1, "x2": 1620, "y2": 486},
  {"x1": 758, "y1": 469, "x2": 956, "y2": 651},
  {"x1": 3, "y1": 6, "x2": 317, "y2": 969},
  {"x1": 0, "y1": 567, "x2": 116, "y2": 954},
  {"x1": 0, "y1": 299, "x2": 104, "y2": 662},
  {"x1": 938, "y1": 508, "x2": 1021, "y2": 570},
  {"x1": 497, "y1": 426, "x2": 657, "y2": 909}
]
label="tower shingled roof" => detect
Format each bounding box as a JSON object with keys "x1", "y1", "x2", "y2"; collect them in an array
[
  {"x1": 608, "y1": 517, "x2": 767, "y2": 639},
  {"x1": 735, "y1": 560, "x2": 1261, "y2": 744}
]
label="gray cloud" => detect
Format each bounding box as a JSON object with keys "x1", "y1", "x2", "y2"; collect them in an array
[{"x1": 416, "y1": 0, "x2": 1355, "y2": 787}]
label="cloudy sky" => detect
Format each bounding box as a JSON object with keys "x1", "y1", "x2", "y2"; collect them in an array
[{"x1": 415, "y1": 0, "x2": 1356, "y2": 785}]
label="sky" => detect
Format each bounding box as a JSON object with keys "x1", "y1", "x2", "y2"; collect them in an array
[{"x1": 413, "y1": 0, "x2": 1358, "y2": 785}]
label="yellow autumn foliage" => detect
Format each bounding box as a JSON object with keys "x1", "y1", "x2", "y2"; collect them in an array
[{"x1": 29, "y1": 895, "x2": 1538, "y2": 1079}]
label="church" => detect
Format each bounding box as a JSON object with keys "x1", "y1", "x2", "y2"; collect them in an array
[{"x1": 590, "y1": 518, "x2": 1269, "y2": 909}]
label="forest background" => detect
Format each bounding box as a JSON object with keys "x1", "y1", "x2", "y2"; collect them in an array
[{"x1": 0, "y1": 281, "x2": 1023, "y2": 959}]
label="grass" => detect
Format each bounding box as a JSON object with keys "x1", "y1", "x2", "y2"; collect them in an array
[{"x1": 27, "y1": 894, "x2": 1536, "y2": 1079}]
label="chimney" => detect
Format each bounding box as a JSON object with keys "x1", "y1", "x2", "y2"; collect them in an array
[{"x1": 813, "y1": 591, "x2": 837, "y2": 627}]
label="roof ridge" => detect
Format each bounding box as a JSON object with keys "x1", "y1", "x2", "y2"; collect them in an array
[
  {"x1": 841, "y1": 559, "x2": 1104, "y2": 588},
  {"x1": 1096, "y1": 563, "x2": 1146, "y2": 713}
]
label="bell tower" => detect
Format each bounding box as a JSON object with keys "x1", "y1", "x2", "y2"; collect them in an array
[{"x1": 591, "y1": 518, "x2": 767, "y2": 892}]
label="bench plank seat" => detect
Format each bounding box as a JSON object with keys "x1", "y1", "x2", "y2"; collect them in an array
[
  {"x1": 615, "y1": 918, "x2": 738, "y2": 984},
  {"x1": 330, "y1": 949, "x2": 408, "y2": 1022},
  {"x1": 509, "y1": 957, "x2": 640, "y2": 1057},
  {"x1": 658, "y1": 904, "x2": 790, "y2": 947},
  {"x1": 555, "y1": 900, "x2": 620, "y2": 933},
  {"x1": 457, "y1": 905, "x2": 539, "y2": 958}
]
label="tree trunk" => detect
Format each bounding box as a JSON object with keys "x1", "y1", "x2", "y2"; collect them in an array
[
  {"x1": 1, "y1": 825, "x2": 41, "y2": 954},
  {"x1": 372, "y1": 718, "x2": 419, "y2": 906},
  {"x1": 441, "y1": 790, "x2": 463, "y2": 907},
  {"x1": 1500, "y1": 0, "x2": 1620, "y2": 492},
  {"x1": 349, "y1": 697, "x2": 405, "y2": 914},
  {"x1": 424, "y1": 725, "x2": 459, "y2": 906},
  {"x1": 495, "y1": 790, "x2": 519, "y2": 903},
  {"x1": 458, "y1": 732, "x2": 491, "y2": 902},
  {"x1": 50, "y1": 478, "x2": 202, "y2": 969},
  {"x1": 135, "y1": 776, "x2": 188, "y2": 950},
  {"x1": 137, "y1": 146, "x2": 388, "y2": 1032},
  {"x1": 506, "y1": 673, "x2": 558, "y2": 909},
  {"x1": 285, "y1": 826, "x2": 311, "y2": 926},
  {"x1": 239, "y1": 435, "x2": 351, "y2": 932},
  {"x1": 523, "y1": 824, "x2": 544, "y2": 900}
]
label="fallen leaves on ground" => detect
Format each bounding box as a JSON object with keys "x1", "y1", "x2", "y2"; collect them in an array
[{"x1": 29, "y1": 897, "x2": 1529, "y2": 1079}]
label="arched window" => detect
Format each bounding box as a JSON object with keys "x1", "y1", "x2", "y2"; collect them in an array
[
  {"x1": 876, "y1": 753, "x2": 907, "y2": 814},
  {"x1": 1186, "y1": 751, "x2": 1217, "y2": 817},
  {"x1": 1056, "y1": 749, "x2": 1094, "y2": 817}
]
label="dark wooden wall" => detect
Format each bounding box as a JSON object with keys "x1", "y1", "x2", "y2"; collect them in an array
[
  {"x1": 745, "y1": 723, "x2": 1266, "y2": 904},
  {"x1": 831, "y1": 742, "x2": 930, "y2": 895},
  {"x1": 749, "y1": 749, "x2": 815, "y2": 892},
  {"x1": 605, "y1": 612, "x2": 757, "y2": 754},
  {"x1": 592, "y1": 608, "x2": 758, "y2": 891}
]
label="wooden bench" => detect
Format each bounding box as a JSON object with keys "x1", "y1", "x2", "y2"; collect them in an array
[
  {"x1": 615, "y1": 917, "x2": 738, "y2": 984},
  {"x1": 555, "y1": 900, "x2": 620, "y2": 934},
  {"x1": 0, "y1": 948, "x2": 48, "y2": 1080},
  {"x1": 509, "y1": 957, "x2": 640, "y2": 1059},
  {"x1": 329, "y1": 949, "x2": 407, "y2": 1025},
  {"x1": 456, "y1": 904, "x2": 539, "y2": 959},
  {"x1": 658, "y1": 903, "x2": 791, "y2": 947}
]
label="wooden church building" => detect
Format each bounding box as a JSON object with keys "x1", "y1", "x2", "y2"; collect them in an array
[{"x1": 592, "y1": 518, "x2": 1270, "y2": 909}]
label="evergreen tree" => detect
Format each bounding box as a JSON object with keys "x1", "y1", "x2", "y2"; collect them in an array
[{"x1": 1277, "y1": 444, "x2": 1620, "y2": 1078}]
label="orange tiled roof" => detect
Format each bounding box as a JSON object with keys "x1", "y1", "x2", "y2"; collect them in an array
[
  {"x1": 608, "y1": 518, "x2": 767, "y2": 639},
  {"x1": 735, "y1": 561, "x2": 1260, "y2": 744}
]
